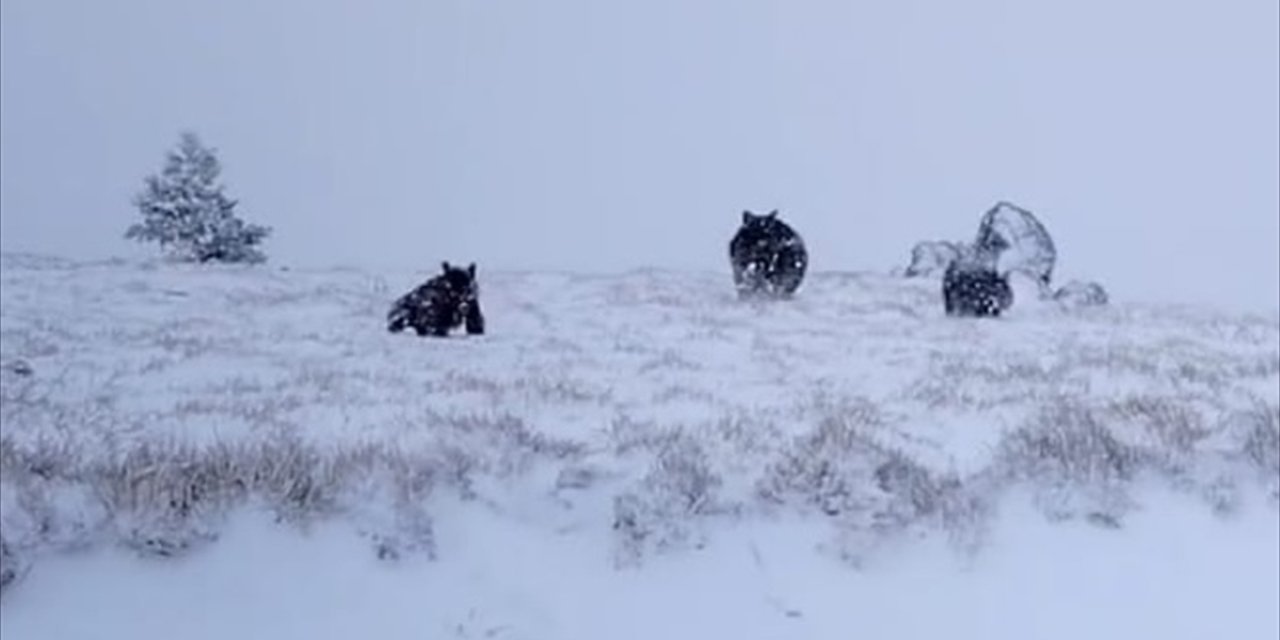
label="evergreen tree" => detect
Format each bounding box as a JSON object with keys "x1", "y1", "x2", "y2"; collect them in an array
[{"x1": 125, "y1": 132, "x2": 271, "y2": 264}]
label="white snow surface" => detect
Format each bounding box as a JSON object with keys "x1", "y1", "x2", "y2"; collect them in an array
[{"x1": 1, "y1": 252, "x2": 1278, "y2": 639}]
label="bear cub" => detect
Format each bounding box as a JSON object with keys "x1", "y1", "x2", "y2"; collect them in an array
[
  {"x1": 728, "y1": 210, "x2": 808, "y2": 300},
  {"x1": 388, "y1": 262, "x2": 485, "y2": 337}
]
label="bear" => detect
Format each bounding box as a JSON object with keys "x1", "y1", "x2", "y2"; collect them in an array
[
  {"x1": 943, "y1": 259, "x2": 1013, "y2": 318},
  {"x1": 728, "y1": 210, "x2": 808, "y2": 300},
  {"x1": 387, "y1": 262, "x2": 485, "y2": 337}
]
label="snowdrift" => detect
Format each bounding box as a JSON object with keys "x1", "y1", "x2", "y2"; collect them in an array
[{"x1": 1, "y1": 252, "x2": 1277, "y2": 637}]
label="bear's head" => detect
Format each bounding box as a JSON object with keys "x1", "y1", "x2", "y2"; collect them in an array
[
  {"x1": 740, "y1": 209, "x2": 780, "y2": 228},
  {"x1": 439, "y1": 261, "x2": 480, "y2": 305},
  {"x1": 738, "y1": 209, "x2": 790, "y2": 245}
]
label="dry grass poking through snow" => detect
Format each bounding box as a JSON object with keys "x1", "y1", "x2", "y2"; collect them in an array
[{"x1": 1, "y1": 253, "x2": 1277, "y2": 595}]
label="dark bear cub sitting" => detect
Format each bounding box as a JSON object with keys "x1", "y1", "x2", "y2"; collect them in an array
[
  {"x1": 728, "y1": 210, "x2": 808, "y2": 300},
  {"x1": 388, "y1": 262, "x2": 485, "y2": 337},
  {"x1": 943, "y1": 260, "x2": 1013, "y2": 318}
]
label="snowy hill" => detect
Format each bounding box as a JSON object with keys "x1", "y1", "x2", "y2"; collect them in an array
[{"x1": 1, "y1": 252, "x2": 1277, "y2": 639}]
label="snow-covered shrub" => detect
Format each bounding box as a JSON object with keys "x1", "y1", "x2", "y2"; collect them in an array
[
  {"x1": 904, "y1": 240, "x2": 966, "y2": 278},
  {"x1": 425, "y1": 410, "x2": 585, "y2": 479},
  {"x1": 1233, "y1": 401, "x2": 1279, "y2": 498},
  {"x1": 646, "y1": 435, "x2": 723, "y2": 515},
  {"x1": 0, "y1": 434, "x2": 442, "y2": 565},
  {"x1": 1243, "y1": 406, "x2": 1280, "y2": 473},
  {"x1": 612, "y1": 433, "x2": 723, "y2": 567},
  {"x1": 995, "y1": 399, "x2": 1157, "y2": 525},
  {"x1": 125, "y1": 132, "x2": 271, "y2": 264},
  {"x1": 1054, "y1": 280, "x2": 1109, "y2": 307},
  {"x1": 1104, "y1": 395, "x2": 1211, "y2": 458},
  {"x1": 1, "y1": 441, "x2": 111, "y2": 593},
  {"x1": 762, "y1": 423, "x2": 919, "y2": 518},
  {"x1": 0, "y1": 535, "x2": 23, "y2": 599},
  {"x1": 997, "y1": 400, "x2": 1149, "y2": 486},
  {"x1": 976, "y1": 201, "x2": 1057, "y2": 286},
  {"x1": 756, "y1": 399, "x2": 987, "y2": 563},
  {"x1": 88, "y1": 438, "x2": 334, "y2": 557},
  {"x1": 348, "y1": 450, "x2": 440, "y2": 562}
]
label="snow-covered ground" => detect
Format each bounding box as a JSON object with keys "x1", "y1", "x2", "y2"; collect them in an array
[{"x1": 1, "y1": 252, "x2": 1278, "y2": 638}]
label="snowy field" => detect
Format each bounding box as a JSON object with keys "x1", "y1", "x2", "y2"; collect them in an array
[{"x1": 1, "y1": 251, "x2": 1278, "y2": 639}]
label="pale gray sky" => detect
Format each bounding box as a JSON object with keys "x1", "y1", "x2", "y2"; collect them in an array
[{"x1": 2, "y1": 0, "x2": 1277, "y2": 310}]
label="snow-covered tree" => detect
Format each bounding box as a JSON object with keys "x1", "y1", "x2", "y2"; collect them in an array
[{"x1": 125, "y1": 132, "x2": 271, "y2": 264}]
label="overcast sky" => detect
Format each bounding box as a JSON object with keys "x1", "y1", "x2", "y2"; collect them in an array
[{"x1": 2, "y1": 0, "x2": 1277, "y2": 310}]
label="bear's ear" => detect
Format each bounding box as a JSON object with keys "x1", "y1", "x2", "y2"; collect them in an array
[
  {"x1": 767, "y1": 210, "x2": 778, "y2": 219},
  {"x1": 441, "y1": 261, "x2": 451, "y2": 273},
  {"x1": 467, "y1": 263, "x2": 476, "y2": 278},
  {"x1": 742, "y1": 211, "x2": 754, "y2": 224}
]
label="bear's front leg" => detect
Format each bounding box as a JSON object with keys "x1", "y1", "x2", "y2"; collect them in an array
[{"x1": 465, "y1": 301, "x2": 486, "y2": 335}]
